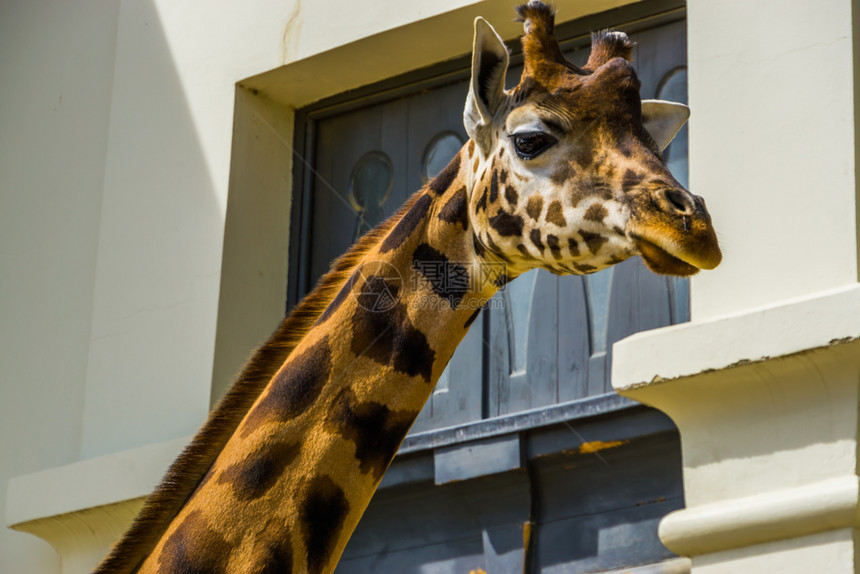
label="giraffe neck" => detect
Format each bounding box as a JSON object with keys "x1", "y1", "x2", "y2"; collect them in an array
[{"x1": 137, "y1": 148, "x2": 501, "y2": 574}]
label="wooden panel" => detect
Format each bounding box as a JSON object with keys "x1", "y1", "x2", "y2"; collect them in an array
[
  {"x1": 524, "y1": 271, "x2": 561, "y2": 409},
  {"x1": 635, "y1": 19, "x2": 687, "y2": 99},
  {"x1": 338, "y1": 472, "x2": 530, "y2": 574},
  {"x1": 605, "y1": 259, "x2": 673, "y2": 394},
  {"x1": 532, "y1": 433, "x2": 683, "y2": 573},
  {"x1": 557, "y1": 274, "x2": 592, "y2": 402},
  {"x1": 435, "y1": 434, "x2": 522, "y2": 485},
  {"x1": 406, "y1": 80, "x2": 469, "y2": 190},
  {"x1": 490, "y1": 270, "x2": 562, "y2": 416}
]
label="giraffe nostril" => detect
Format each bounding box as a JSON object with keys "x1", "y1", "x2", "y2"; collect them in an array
[{"x1": 660, "y1": 188, "x2": 694, "y2": 216}]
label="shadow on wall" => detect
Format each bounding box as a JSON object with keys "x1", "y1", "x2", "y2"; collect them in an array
[
  {"x1": 4, "y1": 0, "x2": 224, "y2": 572},
  {"x1": 80, "y1": 0, "x2": 222, "y2": 458}
]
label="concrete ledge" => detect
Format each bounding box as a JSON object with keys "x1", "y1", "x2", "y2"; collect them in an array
[
  {"x1": 6, "y1": 435, "x2": 188, "y2": 528},
  {"x1": 659, "y1": 476, "x2": 860, "y2": 557},
  {"x1": 612, "y1": 284, "x2": 860, "y2": 391},
  {"x1": 11, "y1": 499, "x2": 145, "y2": 574},
  {"x1": 244, "y1": 0, "x2": 634, "y2": 108}
]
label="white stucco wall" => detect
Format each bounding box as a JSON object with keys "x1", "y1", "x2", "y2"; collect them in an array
[
  {"x1": 687, "y1": 0, "x2": 859, "y2": 321},
  {"x1": 0, "y1": 2, "x2": 121, "y2": 570}
]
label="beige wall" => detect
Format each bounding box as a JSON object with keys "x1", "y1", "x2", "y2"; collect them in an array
[
  {"x1": 687, "y1": 0, "x2": 859, "y2": 321},
  {"x1": 0, "y1": 1, "x2": 120, "y2": 570}
]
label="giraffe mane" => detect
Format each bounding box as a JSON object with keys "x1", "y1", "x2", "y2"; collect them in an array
[{"x1": 95, "y1": 190, "x2": 427, "y2": 573}]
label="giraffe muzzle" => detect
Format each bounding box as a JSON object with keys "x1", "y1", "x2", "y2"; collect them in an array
[{"x1": 632, "y1": 187, "x2": 721, "y2": 276}]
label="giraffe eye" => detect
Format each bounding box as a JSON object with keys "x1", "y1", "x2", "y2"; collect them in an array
[{"x1": 510, "y1": 131, "x2": 558, "y2": 159}]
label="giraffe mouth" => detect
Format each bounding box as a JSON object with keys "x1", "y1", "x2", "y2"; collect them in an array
[{"x1": 633, "y1": 236, "x2": 701, "y2": 277}]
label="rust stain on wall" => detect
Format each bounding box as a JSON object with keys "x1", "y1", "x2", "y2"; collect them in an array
[{"x1": 281, "y1": 0, "x2": 302, "y2": 64}]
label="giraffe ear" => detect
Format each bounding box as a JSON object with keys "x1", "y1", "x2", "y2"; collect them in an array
[
  {"x1": 642, "y1": 100, "x2": 690, "y2": 151},
  {"x1": 464, "y1": 17, "x2": 509, "y2": 156}
]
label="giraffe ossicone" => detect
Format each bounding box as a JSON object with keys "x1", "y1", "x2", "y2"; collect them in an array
[{"x1": 96, "y1": 4, "x2": 720, "y2": 574}]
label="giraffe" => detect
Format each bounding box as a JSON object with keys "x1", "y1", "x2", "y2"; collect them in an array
[{"x1": 96, "y1": 3, "x2": 720, "y2": 573}]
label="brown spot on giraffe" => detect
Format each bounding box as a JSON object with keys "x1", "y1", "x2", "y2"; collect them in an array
[
  {"x1": 529, "y1": 229, "x2": 545, "y2": 253},
  {"x1": 580, "y1": 230, "x2": 608, "y2": 255},
  {"x1": 568, "y1": 237, "x2": 580, "y2": 257},
  {"x1": 584, "y1": 203, "x2": 609, "y2": 223},
  {"x1": 379, "y1": 193, "x2": 432, "y2": 253},
  {"x1": 255, "y1": 539, "x2": 294, "y2": 574},
  {"x1": 546, "y1": 234, "x2": 563, "y2": 259},
  {"x1": 526, "y1": 196, "x2": 543, "y2": 220},
  {"x1": 621, "y1": 168, "x2": 644, "y2": 193},
  {"x1": 475, "y1": 186, "x2": 489, "y2": 212},
  {"x1": 488, "y1": 209, "x2": 524, "y2": 236},
  {"x1": 301, "y1": 475, "x2": 350, "y2": 574},
  {"x1": 412, "y1": 242, "x2": 471, "y2": 308},
  {"x1": 488, "y1": 170, "x2": 499, "y2": 202},
  {"x1": 517, "y1": 243, "x2": 534, "y2": 260},
  {"x1": 428, "y1": 153, "x2": 461, "y2": 195},
  {"x1": 350, "y1": 276, "x2": 436, "y2": 382},
  {"x1": 158, "y1": 510, "x2": 231, "y2": 573},
  {"x1": 545, "y1": 200, "x2": 566, "y2": 227},
  {"x1": 330, "y1": 389, "x2": 417, "y2": 480},
  {"x1": 242, "y1": 335, "x2": 333, "y2": 436},
  {"x1": 218, "y1": 440, "x2": 302, "y2": 501},
  {"x1": 438, "y1": 186, "x2": 469, "y2": 230}
]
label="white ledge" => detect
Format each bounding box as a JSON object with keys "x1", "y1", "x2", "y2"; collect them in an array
[
  {"x1": 6, "y1": 435, "x2": 188, "y2": 528},
  {"x1": 612, "y1": 284, "x2": 860, "y2": 391},
  {"x1": 659, "y1": 476, "x2": 859, "y2": 556}
]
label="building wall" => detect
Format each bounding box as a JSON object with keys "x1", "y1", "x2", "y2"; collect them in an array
[
  {"x1": 0, "y1": 2, "x2": 121, "y2": 570},
  {"x1": 2, "y1": 0, "x2": 858, "y2": 572}
]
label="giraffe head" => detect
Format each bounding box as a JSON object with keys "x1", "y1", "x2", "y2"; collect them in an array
[{"x1": 464, "y1": 2, "x2": 721, "y2": 278}]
